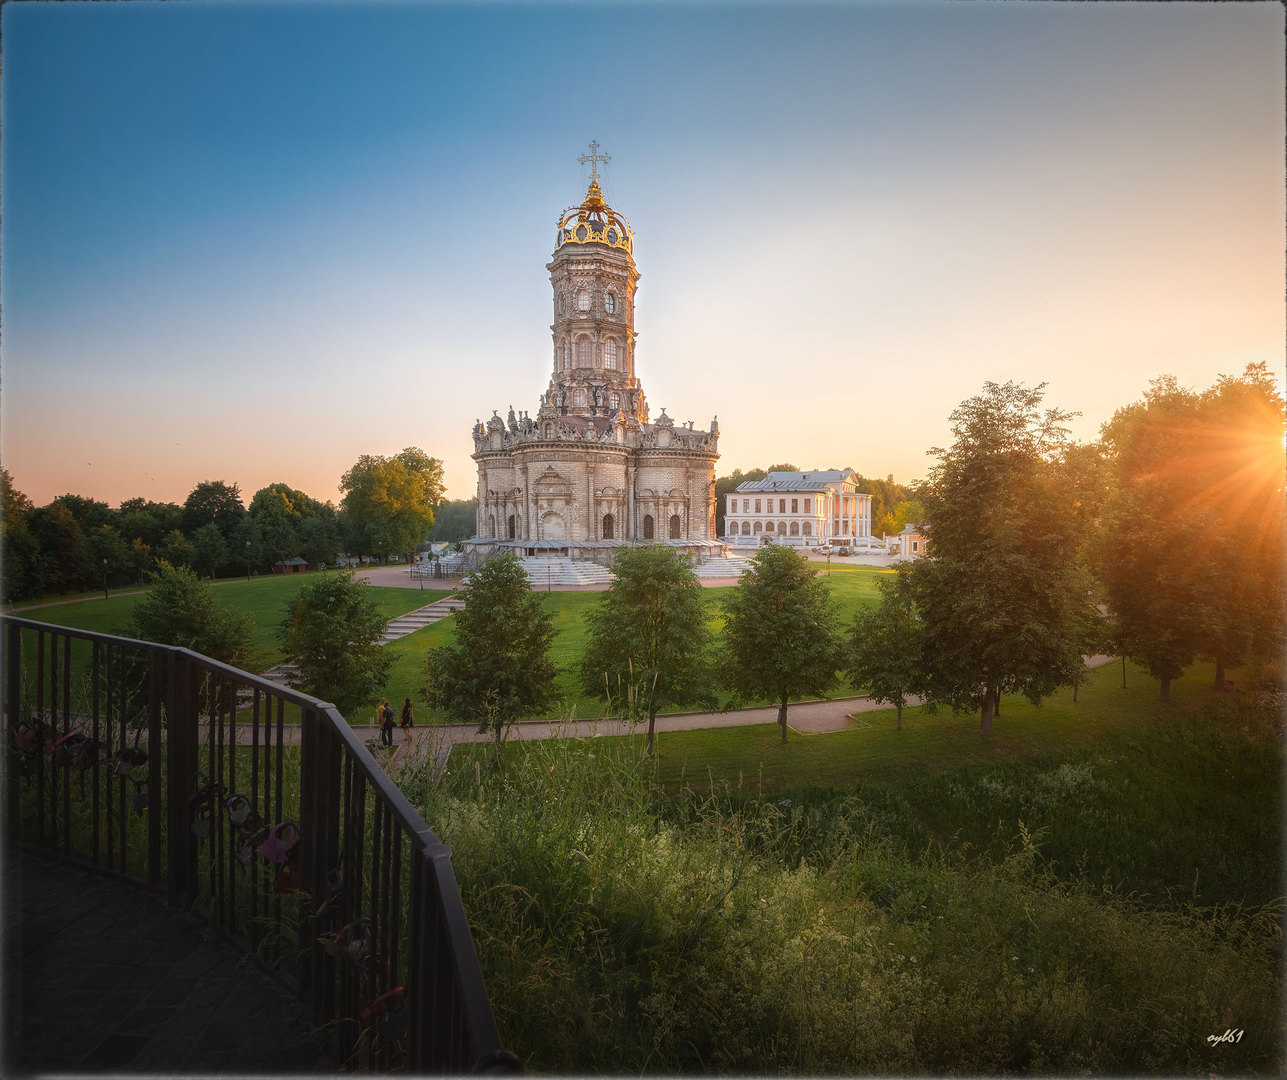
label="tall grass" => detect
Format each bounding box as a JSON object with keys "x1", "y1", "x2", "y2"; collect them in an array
[{"x1": 402, "y1": 702, "x2": 1282, "y2": 1075}]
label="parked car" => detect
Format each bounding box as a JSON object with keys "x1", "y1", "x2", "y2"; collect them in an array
[{"x1": 837, "y1": 546, "x2": 851, "y2": 556}]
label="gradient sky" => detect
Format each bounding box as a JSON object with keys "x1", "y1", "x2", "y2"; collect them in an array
[{"x1": 3, "y1": 0, "x2": 1283, "y2": 510}]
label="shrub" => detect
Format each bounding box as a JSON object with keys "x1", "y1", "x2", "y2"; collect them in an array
[{"x1": 402, "y1": 726, "x2": 1282, "y2": 1074}]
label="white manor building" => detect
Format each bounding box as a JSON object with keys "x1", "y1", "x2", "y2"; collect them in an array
[{"x1": 724, "y1": 470, "x2": 872, "y2": 548}]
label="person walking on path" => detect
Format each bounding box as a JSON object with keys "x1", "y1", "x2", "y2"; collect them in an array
[
  {"x1": 377, "y1": 698, "x2": 395, "y2": 747},
  {"x1": 399, "y1": 698, "x2": 414, "y2": 734}
]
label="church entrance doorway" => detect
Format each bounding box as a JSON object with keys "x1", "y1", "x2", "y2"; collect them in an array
[
  {"x1": 642, "y1": 515, "x2": 654, "y2": 539},
  {"x1": 668, "y1": 514, "x2": 681, "y2": 539}
]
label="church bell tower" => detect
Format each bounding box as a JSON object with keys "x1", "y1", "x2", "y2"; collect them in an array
[
  {"x1": 469, "y1": 144, "x2": 720, "y2": 552},
  {"x1": 542, "y1": 142, "x2": 649, "y2": 425}
]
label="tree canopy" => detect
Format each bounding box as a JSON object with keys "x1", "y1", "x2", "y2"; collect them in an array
[
  {"x1": 426, "y1": 498, "x2": 478, "y2": 544},
  {"x1": 910, "y1": 381, "x2": 1098, "y2": 735},
  {"x1": 719, "y1": 543, "x2": 843, "y2": 743},
  {"x1": 846, "y1": 569, "x2": 923, "y2": 729},
  {"x1": 182, "y1": 480, "x2": 246, "y2": 539},
  {"x1": 423, "y1": 554, "x2": 559, "y2": 762},
  {"x1": 340, "y1": 447, "x2": 445, "y2": 563},
  {"x1": 1097, "y1": 363, "x2": 1285, "y2": 698},
  {"x1": 580, "y1": 545, "x2": 716, "y2": 754},
  {"x1": 280, "y1": 571, "x2": 392, "y2": 717},
  {"x1": 129, "y1": 561, "x2": 252, "y2": 668}
]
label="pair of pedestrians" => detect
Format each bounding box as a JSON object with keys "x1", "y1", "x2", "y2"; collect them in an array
[{"x1": 377, "y1": 698, "x2": 415, "y2": 746}]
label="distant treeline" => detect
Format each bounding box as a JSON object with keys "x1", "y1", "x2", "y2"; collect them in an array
[{"x1": 2, "y1": 448, "x2": 446, "y2": 605}]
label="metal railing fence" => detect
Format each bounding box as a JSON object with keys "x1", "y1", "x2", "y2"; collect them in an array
[{"x1": 1, "y1": 614, "x2": 519, "y2": 1073}]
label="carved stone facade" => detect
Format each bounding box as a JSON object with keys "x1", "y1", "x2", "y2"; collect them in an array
[{"x1": 466, "y1": 169, "x2": 721, "y2": 563}]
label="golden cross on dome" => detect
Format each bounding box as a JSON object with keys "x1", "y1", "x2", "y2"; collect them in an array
[{"x1": 577, "y1": 140, "x2": 610, "y2": 185}]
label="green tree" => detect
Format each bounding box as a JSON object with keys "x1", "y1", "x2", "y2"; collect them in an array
[
  {"x1": 911, "y1": 381, "x2": 1096, "y2": 736},
  {"x1": 27, "y1": 501, "x2": 90, "y2": 595},
  {"x1": 846, "y1": 570, "x2": 923, "y2": 729},
  {"x1": 426, "y1": 498, "x2": 478, "y2": 544},
  {"x1": 423, "y1": 554, "x2": 559, "y2": 764},
  {"x1": 340, "y1": 447, "x2": 445, "y2": 563},
  {"x1": 719, "y1": 543, "x2": 843, "y2": 743},
  {"x1": 117, "y1": 499, "x2": 184, "y2": 550},
  {"x1": 248, "y1": 482, "x2": 318, "y2": 567},
  {"x1": 158, "y1": 528, "x2": 195, "y2": 570},
  {"x1": 1, "y1": 470, "x2": 42, "y2": 603},
  {"x1": 299, "y1": 502, "x2": 343, "y2": 568},
  {"x1": 129, "y1": 561, "x2": 252, "y2": 666},
  {"x1": 191, "y1": 522, "x2": 230, "y2": 580},
  {"x1": 1097, "y1": 364, "x2": 1285, "y2": 698},
  {"x1": 128, "y1": 538, "x2": 153, "y2": 584},
  {"x1": 580, "y1": 545, "x2": 716, "y2": 754},
  {"x1": 88, "y1": 524, "x2": 133, "y2": 590},
  {"x1": 183, "y1": 480, "x2": 246, "y2": 544},
  {"x1": 280, "y1": 572, "x2": 392, "y2": 717}
]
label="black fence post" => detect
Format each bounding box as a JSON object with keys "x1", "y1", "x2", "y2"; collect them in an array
[
  {"x1": 298, "y1": 702, "x2": 340, "y2": 1018},
  {"x1": 166, "y1": 650, "x2": 201, "y2": 908},
  {"x1": 4, "y1": 621, "x2": 21, "y2": 844},
  {"x1": 147, "y1": 648, "x2": 164, "y2": 889}
]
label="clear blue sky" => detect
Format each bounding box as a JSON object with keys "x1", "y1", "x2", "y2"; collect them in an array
[{"x1": 3, "y1": 0, "x2": 1282, "y2": 508}]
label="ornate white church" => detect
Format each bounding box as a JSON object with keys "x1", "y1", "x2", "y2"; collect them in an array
[{"x1": 466, "y1": 146, "x2": 723, "y2": 565}]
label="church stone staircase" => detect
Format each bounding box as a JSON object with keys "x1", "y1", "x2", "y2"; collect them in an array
[
  {"x1": 691, "y1": 554, "x2": 755, "y2": 580},
  {"x1": 514, "y1": 556, "x2": 616, "y2": 587},
  {"x1": 378, "y1": 596, "x2": 467, "y2": 643}
]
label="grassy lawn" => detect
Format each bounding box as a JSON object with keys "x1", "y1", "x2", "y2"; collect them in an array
[
  {"x1": 7, "y1": 571, "x2": 444, "y2": 674},
  {"x1": 387, "y1": 566, "x2": 889, "y2": 723},
  {"x1": 455, "y1": 656, "x2": 1182, "y2": 794},
  {"x1": 8, "y1": 561, "x2": 894, "y2": 720},
  {"x1": 643, "y1": 657, "x2": 1192, "y2": 791}
]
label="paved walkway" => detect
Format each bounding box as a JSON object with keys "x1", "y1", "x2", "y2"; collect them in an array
[{"x1": 3, "y1": 851, "x2": 333, "y2": 1075}]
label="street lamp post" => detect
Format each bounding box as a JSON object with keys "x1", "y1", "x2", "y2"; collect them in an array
[
  {"x1": 102, "y1": 558, "x2": 109, "y2": 600},
  {"x1": 826, "y1": 552, "x2": 831, "y2": 577},
  {"x1": 245, "y1": 540, "x2": 252, "y2": 582}
]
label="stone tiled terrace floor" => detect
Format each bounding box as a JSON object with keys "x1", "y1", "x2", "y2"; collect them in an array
[{"x1": 3, "y1": 850, "x2": 334, "y2": 1075}]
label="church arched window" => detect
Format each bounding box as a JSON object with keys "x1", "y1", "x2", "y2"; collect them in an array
[
  {"x1": 577, "y1": 288, "x2": 590, "y2": 312},
  {"x1": 602, "y1": 514, "x2": 614, "y2": 540},
  {"x1": 669, "y1": 514, "x2": 681, "y2": 539},
  {"x1": 609, "y1": 391, "x2": 621, "y2": 411},
  {"x1": 605, "y1": 292, "x2": 615, "y2": 314},
  {"x1": 604, "y1": 339, "x2": 617, "y2": 370},
  {"x1": 576, "y1": 336, "x2": 592, "y2": 368},
  {"x1": 572, "y1": 388, "x2": 587, "y2": 408},
  {"x1": 561, "y1": 340, "x2": 569, "y2": 370},
  {"x1": 643, "y1": 515, "x2": 655, "y2": 540}
]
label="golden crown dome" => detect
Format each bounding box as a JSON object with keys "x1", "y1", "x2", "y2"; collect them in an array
[{"x1": 555, "y1": 180, "x2": 634, "y2": 255}]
